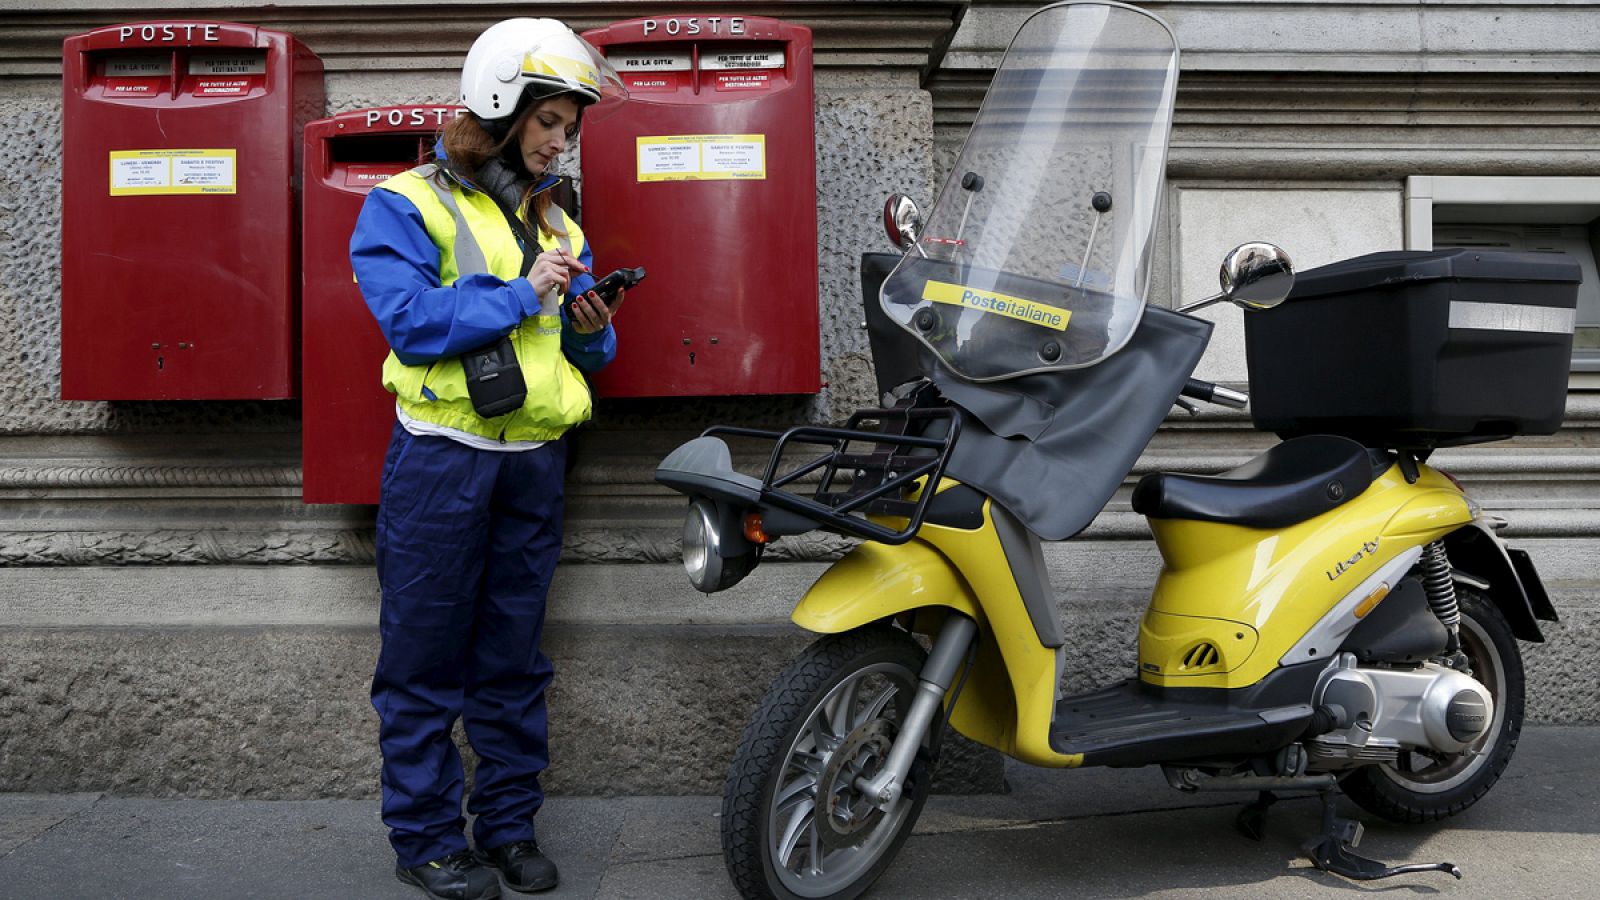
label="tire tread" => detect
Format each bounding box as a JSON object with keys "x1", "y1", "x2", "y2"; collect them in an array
[{"x1": 721, "y1": 626, "x2": 926, "y2": 900}]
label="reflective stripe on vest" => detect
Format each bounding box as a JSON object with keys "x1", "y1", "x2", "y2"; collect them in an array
[
  {"x1": 415, "y1": 164, "x2": 491, "y2": 277},
  {"x1": 413, "y1": 163, "x2": 575, "y2": 271},
  {"x1": 374, "y1": 164, "x2": 593, "y2": 442}
]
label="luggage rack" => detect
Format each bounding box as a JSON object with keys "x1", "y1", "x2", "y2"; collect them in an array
[{"x1": 703, "y1": 405, "x2": 961, "y2": 545}]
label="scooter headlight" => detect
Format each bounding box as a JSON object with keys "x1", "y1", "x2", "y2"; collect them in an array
[
  {"x1": 683, "y1": 498, "x2": 722, "y2": 592},
  {"x1": 681, "y1": 497, "x2": 762, "y2": 594}
]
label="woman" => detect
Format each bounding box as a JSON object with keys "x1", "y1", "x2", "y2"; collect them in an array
[{"x1": 349, "y1": 18, "x2": 624, "y2": 900}]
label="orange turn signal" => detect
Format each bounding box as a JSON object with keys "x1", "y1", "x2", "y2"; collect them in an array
[
  {"x1": 1354, "y1": 583, "x2": 1391, "y2": 619},
  {"x1": 743, "y1": 512, "x2": 770, "y2": 544}
]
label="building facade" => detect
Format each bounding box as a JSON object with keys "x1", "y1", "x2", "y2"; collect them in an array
[{"x1": 1, "y1": 0, "x2": 1595, "y2": 797}]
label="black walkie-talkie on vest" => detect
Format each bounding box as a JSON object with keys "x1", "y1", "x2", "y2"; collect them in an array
[{"x1": 460, "y1": 336, "x2": 528, "y2": 419}]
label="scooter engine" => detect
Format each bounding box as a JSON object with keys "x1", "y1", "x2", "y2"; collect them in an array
[{"x1": 1305, "y1": 653, "x2": 1494, "y2": 768}]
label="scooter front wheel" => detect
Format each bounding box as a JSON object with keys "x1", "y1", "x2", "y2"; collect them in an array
[{"x1": 722, "y1": 626, "x2": 936, "y2": 900}]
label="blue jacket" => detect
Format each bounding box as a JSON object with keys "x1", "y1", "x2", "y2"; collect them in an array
[{"x1": 349, "y1": 155, "x2": 615, "y2": 373}]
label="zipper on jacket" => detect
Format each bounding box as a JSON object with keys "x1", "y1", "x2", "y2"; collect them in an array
[{"x1": 420, "y1": 361, "x2": 439, "y2": 402}]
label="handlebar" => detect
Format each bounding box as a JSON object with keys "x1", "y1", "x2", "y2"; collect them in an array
[{"x1": 1182, "y1": 378, "x2": 1249, "y2": 410}]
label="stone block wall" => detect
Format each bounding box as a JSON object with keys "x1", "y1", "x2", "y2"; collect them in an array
[
  {"x1": 1, "y1": 1, "x2": 1596, "y2": 801},
  {"x1": 0, "y1": 0, "x2": 990, "y2": 798}
]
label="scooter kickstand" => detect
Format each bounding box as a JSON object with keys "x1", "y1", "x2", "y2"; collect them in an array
[
  {"x1": 1235, "y1": 790, "x2": 1276, "y2": 842},
  {"x1": 1302, "y1": 791, "x2": 1463, "y2": 881}
]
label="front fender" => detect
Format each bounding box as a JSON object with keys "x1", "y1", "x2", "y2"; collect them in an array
[
  {"x1": 791, "y1": 539, "x2": 981, "y2": 634},
  {"x1": 789, "y1": 535, "x2": 1077, "y2": 767}
]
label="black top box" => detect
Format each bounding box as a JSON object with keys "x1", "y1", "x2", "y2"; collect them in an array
[{"x1": 1244, "y1": 248, "x2": 1580, "y2": 450}]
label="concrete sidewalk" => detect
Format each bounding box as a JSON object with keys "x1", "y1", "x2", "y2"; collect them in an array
[{"x1": 2, "y1": 726, "x2": 1596, "y2": 900}]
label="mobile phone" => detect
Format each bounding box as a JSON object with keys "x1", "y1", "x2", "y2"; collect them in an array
[{"x1": 588, "y1": 266, "x2": 646, "y2": 308}]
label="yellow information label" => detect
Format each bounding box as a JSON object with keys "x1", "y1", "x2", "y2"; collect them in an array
[
  {"x1": 637, "y1": 134, "x2": 765, "y2": 182},
  {"x1": 109, "y1": 149, "x2": 237, "y2": 196},
  {"x1": 922, "y1": 280, "x2": 1071, "y2": 331}
]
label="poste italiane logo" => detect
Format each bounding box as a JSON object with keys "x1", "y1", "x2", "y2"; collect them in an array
[{"x1": 921, "y1": 280, "x2": 1070, "y2": 332}]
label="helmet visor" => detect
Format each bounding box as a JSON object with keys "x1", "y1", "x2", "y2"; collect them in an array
[{"x1": 525, "y1": 32, "x2": 629, "y2": 119}]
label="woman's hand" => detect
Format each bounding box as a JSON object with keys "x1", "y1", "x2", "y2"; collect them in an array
[
  {"x1": 569, "y1": 288, "x2": 622, "y2": 335},
  {"x1": 528, "y1": 248, "x2": 586, "y2": 298}
]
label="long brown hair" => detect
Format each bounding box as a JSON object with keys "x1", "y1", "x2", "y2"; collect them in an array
[{"x1": 437, "y1": 108, "x2": 567, "y2": 239}]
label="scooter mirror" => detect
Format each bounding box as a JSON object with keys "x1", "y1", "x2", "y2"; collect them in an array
[
  {"x1": 883, "y1": 194, "x2": 923, "y2": 251},
  {"x1": 1221, "y1": 242, "x2": 1295, "y2": 310}
]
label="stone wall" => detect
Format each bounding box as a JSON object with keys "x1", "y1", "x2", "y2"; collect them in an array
[
  {"x1": 1, "y1": 0, "x2": 1597, "y2": 800},
  {"x1": 0, "y1": 0, "x2": 989, "y2": 797}
]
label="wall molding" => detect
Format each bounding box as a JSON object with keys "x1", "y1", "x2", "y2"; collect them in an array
[
  {"x1": 0, "y1": 427, "x2": 1591, "y2": 566},
  {"x1": 0, "y1": 1, "x2": 967, "y2": 81}
]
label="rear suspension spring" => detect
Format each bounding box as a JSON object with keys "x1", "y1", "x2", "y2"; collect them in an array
[{"x1": 1420, "y1": 540, "x2": 1461, "y2": 631}]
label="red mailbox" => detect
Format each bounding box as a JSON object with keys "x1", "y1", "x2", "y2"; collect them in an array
[
  {"x1": 580, "y1": 16, "x2": 820, "y2": 397},
  {"x1": 301, "y1": 105, "x2": 463, "y2": 504},
  {"x1": 60, "y1": 22, "x2": 322, "y2": 400}
]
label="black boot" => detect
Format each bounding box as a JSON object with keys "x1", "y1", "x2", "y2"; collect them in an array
[
  {"x1": 478, "y1": 840, "x2": 560, "y2": 893},
  {"x1": 396, "y1": 849, "x2": 503, "y2": 900}
]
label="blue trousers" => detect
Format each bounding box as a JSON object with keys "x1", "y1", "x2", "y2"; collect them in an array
[{"x1": 371, "y1": 422, "x2": 566, "y2": 868}]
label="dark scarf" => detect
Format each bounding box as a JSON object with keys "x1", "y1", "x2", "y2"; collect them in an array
[{"x1": 472, "y1": 156, "x2": 535, "y2": 218}]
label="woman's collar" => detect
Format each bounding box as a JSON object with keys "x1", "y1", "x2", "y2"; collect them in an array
[{"x1": 434, "y1": 142, "x2": 559, "y2": 195}]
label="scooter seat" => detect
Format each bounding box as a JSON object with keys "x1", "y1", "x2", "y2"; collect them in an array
[{"x1": 1132, "y1": 435, "x2": 1385, "y2": 529}]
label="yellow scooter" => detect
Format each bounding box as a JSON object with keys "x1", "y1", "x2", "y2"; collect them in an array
[{"x1": 655, "y1": 4, "x2": 1573, "y2": 898}]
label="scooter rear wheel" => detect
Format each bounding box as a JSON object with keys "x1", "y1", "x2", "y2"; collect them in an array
[
  {"x1": 722, "y1": 625, "x2": 936, "y2": 900},
  {"x1": 1341, "y1": 588, "x2": 1525, "y2": 823}
]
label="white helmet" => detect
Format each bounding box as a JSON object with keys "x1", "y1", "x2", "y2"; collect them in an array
[{"x1": 460, "y1": 18, "x2": 622, "y2": 133}]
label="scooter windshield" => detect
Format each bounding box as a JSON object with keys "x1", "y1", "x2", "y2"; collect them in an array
[{"x1": 880, "y1": 2, "x2": 1178, "y2": 381}]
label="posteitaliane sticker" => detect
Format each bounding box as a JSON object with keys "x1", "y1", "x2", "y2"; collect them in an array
[
  {"x1": 922, "y1": 280, "x2": 1071, "y2": 331},
  {"x1": 110, "y1": 149, "x2": 237, "y2": 195},
  {"x1": 637, "y1": 134, "x2": 765, "y2": 182}
]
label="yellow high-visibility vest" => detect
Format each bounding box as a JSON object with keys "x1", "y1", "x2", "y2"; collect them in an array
[{"x1": 375, "y1": 164, "x2": 592, "y2": 442}]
